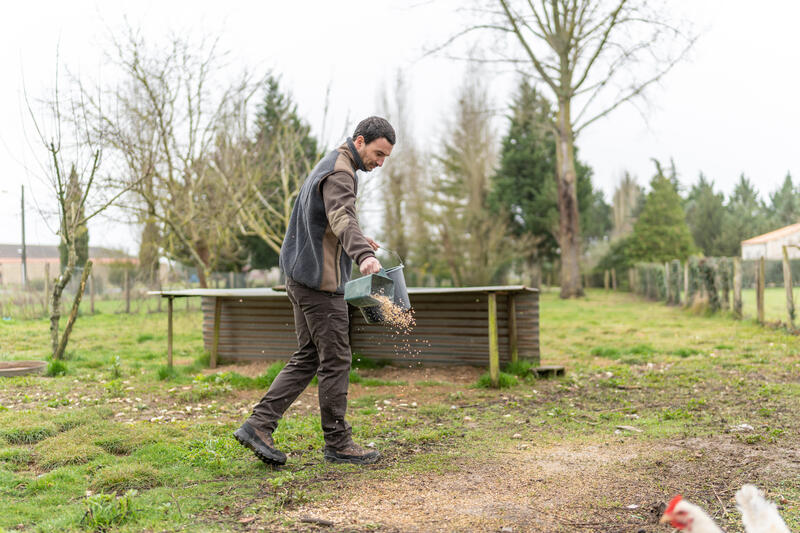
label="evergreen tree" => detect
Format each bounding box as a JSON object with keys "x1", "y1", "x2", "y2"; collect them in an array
[
  {"x1": 58, "y1": 166, "x2": 89, "y2": 271},
  {"x1": 243, "y1": 75, "x2": 320, "y2": 269},
  {"x1": 627, "y1": 164, "x2": 697, "y2": 263},
  {"x1": 768, "y1": 172, "x2": 799, "y2": 228},
  {"x1": 685, "y1": 174, "x2": 726, "y2": 256},
  {"x1": 715, "y1": 174, "x2": 769, "y2": 256},
  {"x1": 490, "y1": 79, "x2": 610, "y2": 282}
]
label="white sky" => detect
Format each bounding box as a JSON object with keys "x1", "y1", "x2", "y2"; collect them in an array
[{"x1": 1, "y1": 0, "x2": 799, "y2": 253}]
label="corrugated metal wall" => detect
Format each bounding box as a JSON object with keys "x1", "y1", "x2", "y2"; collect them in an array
[{"x1": 201, "y1": 288, "x2": 538, "y2": 366}]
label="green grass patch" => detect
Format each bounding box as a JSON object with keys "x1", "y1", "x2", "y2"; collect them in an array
[
  {"x1": 136, "y1": 333, "x2": 155, "y2": 343},
  {"x1": 590, "y1": 346, "x2": 621, "y2": 358},
  {"x1": 82, "y1": 490, "x2": 138, "y2": 531},
  {"x1": 91, "y1": 463, "x2": 162, "y2": 493},
  {"x1": 46, "y1": 359, "x2": 68, "y2": 377},
  {"x1": 35, "y1": 427, "x2": 107, "y2": 469},
  {"x1": 475, "y1": 372, "x2": 519, "y2": 389},
  {"x1": 504, "y1": 359, "x2": 534, "y2": 376},
  {"x1": 672, "y1": 347, "x2": 702, "y2": 358}
]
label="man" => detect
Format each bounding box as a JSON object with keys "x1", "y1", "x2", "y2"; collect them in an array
[{"x1": 234, "y1": 116, "x2": 395, "y2": 466}]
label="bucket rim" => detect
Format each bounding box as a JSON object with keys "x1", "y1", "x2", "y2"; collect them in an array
[{"x1": 385, "y1": 264, "x2": 404, "y2": 273}]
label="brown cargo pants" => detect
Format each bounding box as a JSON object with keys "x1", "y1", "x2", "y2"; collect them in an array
[{"x1": 247, "y1": 277, "x2": 353, "y2": 450}]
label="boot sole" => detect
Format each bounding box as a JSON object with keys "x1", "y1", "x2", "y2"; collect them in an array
[{"x1": 233, "y1": 428, "x2": 286, "y2": 466}]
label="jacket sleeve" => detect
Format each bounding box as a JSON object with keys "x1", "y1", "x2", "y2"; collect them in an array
[{"x1": 321, "y1": 172, "x2": 375, "y2": 265}]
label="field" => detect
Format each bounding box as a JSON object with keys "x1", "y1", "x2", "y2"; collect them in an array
[{"x1": 1, "y1": 289, "x2": 800, "y2": 532}]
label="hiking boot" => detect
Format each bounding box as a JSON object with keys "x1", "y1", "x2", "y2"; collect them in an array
[
  {"x1": 324, "y1": 442, "x2": 380, "y2": 465},
  {"x1": 233, "y1": 421, "x2": 287, "y2": 465}
]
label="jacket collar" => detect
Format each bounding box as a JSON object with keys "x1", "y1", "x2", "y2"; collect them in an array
[{"x1": 344, "y1": 137, "x2": 367, "y2": 172}]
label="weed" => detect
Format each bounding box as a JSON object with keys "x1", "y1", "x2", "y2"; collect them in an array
[
  {"x1": 157, "y1": 365, "x2": 179, "y2": 381},
  {"x1": 504, "y1": 360, "x2": 534, "y2": 376},
  {"x1": 661, "y1": 408, "x2": 692, "y2": 421},
  {"x1": 109, "y1": 355, "x2": 122, "y2": 379},
  {"x1": 105, "y1": 379, "x2": 125, "y2": 398},
  {"x1": 475, "y1": 372, "x2": 519, "y2": 389},
  {"x1": 46, "y1": 359, "x2": 67, "y2": 377},
  {"x1": 82, "y1": 490, "x2": 138, "y2": 531},
  {"x1": 359, "y1": 378, "x2": 407, "y2": 387}
]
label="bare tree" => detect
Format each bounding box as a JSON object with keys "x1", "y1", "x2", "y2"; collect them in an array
[
  {"x1": 378, "y1": 71, "x2": 432, "y2": 273},
  {"x1": 212, "y1": 78, "x2": 319, "y2": 257},
  {"x1": 611, "y1": 171, "x2": 642, "y2": 239},
  {"x1": 82, "y1": 27, "x2": 260, "y2": 287},
  {"x1": 432, "y1": 66, "x2": 518, "y2": 285},
  {"x1": 25, "y1": 69, "x2": 127, "y2": 359},
  {"x1": 444, "y1": 0, "x2": 693, "y2": 297}
]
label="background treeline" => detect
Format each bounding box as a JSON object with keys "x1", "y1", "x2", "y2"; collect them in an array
[{"x1": 44, "y1": 30, "x2": 795, "y2": 291}]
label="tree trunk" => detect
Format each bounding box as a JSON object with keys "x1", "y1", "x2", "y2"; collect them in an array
[
  {"x1": 555, "y1": 98, "x2": 583, "y2": 298},
  {"x1": 54, "y1": 261, "x2": 92, "y2": 360},
  {"x1": 49, "y1": 265, "x2": 73, "y2": 359}
]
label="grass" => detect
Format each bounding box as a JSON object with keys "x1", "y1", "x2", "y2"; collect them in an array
[{"x1": 1, "y1": 288, "x2": 800, "y2": 531}]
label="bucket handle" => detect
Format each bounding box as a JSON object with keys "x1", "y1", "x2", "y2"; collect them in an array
[{"x1": 379, "y1": 247, "x2": 404, "y2": 268}]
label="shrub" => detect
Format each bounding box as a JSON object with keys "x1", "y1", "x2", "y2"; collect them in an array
[{"x1": 157, "y1": 365, "x2": 178, "y2": 381}]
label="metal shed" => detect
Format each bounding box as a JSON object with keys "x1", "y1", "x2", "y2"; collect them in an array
[{"x1": 154, "y1": 286, "x2": 539, "y2": 368}]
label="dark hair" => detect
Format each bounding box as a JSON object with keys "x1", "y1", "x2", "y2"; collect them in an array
[{"x1": 352, "y1": 116, "x2": 396, "y2": 145}]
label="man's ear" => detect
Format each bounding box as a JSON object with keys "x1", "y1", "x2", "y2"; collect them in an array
[{"x1": 353, "y1": 135, "x2": 365, "y2": 149}]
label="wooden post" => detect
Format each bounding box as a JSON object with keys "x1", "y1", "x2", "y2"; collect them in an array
[
  {"x1": 229, "y1": 271, "x2": 235, "y2": 289},
  {"x1": 211, "y1": 297, "x2": 222, "y2": 369},
  {"x1": 89, "y1": 272, "x2": 95, "y2": 314},
  {"x1": 684, "y1": 261, "x2": 689, "y2": 306},
  {"x1": 783, "y1": 246, "x2": 794, "y2": 329},
  {"x1": 604, "y1": 270, "x2": 609, "y2": 290},
  {"x1": 733, "y1": 257, "x2": 742, "y2": 319},
  {"x1": 508, "y1": 294, "x2": 518, "y2": 364},
  {"x1": 757, "y1": 256, "x2": 765, "y2": 325},
  {"x1": 44, "y1": 262, "x2": 50, "y2": 314},
  {"x1": 611, "y1": 268, "x2": 617, "y2": 290},
  {"x1": 488, "y1": 292, "x2": 499, "y2": 388},
  {"x1": 664, "y1": 262, "x2": 671, "y2": 304},
  {"x1": 167, "y1": 296, "x2": 174, "y2": 368},
  {"x1": 124, "y1": 269, "x2": 131, "y2": 314}
]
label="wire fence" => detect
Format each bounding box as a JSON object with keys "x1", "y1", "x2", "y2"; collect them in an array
[{"x1": 0, "y1": 266, "x2": 282, "y2": 321}]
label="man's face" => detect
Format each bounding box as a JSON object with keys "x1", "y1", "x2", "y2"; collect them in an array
[{"x1": 354, "y1": 136, "x2": 393, "y2": 171}]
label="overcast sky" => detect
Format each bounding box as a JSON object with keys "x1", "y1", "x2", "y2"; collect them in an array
[{"x1": 1, "y1": 0, "x2": 799, "y2": 253}]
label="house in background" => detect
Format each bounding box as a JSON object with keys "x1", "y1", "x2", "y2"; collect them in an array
[
  {"x1": 741, "y1": 223, "x2": 800, "y2": 260},
  {"x1": 0, "y1": 244, "x2": 136, "y2": 287}
]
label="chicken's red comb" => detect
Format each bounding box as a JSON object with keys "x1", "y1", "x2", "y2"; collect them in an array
[{"x1": 665, "y1": 495, "x2": 683, "y2": 514}]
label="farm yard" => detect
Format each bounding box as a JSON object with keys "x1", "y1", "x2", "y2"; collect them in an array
[{"x1": 1, "y1": 289, "x2": 799, "y2": 532}]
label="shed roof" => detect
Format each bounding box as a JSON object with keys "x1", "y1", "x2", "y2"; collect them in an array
[
  {"x1": 0, "y1": 244, "x2": 133, "y2": 260},
  {"x1": 150, "y1": 286, "x2": 538, "y2": 298},
  {"x1": 741, "y1": 223, "x2": 800, "y2": 245}
]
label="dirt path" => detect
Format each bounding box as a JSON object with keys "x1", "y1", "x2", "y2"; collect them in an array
[{"x1": 283, "y1": 434, "x2": 800, "y2": 533}]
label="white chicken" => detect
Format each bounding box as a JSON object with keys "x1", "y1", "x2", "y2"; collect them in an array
[
  {"x1": 735, "y1": 484, "x2": 791, "y2": 533},
  {"x1": 659, "y1": 486, "x2": 791, "y2": 533},
  {"x1": 659, "y1": 495, "x2": 724, "y2": 533}
]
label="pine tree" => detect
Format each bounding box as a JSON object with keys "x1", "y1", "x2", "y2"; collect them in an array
[
  {"x1": 768, "y1": 172, "x2": 799, "y2": 228},
  {"x1": 627, "y1": 165, "x2": 697, "y2": 263},
  {"x1": 490, "y1": 78, "x2": 610, "y2": 284},
  {"x1": 685, "y1": 174, "x2": 726, "y2": 256},
  {"x1": 715, "y1": 174, "x2": 769, "y2": 256}
]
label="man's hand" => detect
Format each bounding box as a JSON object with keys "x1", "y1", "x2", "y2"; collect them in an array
[
  {"x1": 365, "y1": 237, "x2": 380, "y2": 251},
  {"x1": 360, "y1": 256, "x2": 382, "y2": 275}
]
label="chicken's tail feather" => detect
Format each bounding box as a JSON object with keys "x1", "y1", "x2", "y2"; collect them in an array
[{"x1": 735, "y1": 484, "x2": 790, "y2": 533}]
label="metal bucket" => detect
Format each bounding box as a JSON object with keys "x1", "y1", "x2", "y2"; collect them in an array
[
  {"x1": 344, "y1": 270, "x2": 394, "y2": 308},
  {"x1": 385, "y1": 265, "x2": 410, "y2": 311}
]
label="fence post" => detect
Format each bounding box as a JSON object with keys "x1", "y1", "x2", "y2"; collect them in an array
[
  {"x1": 783, "y1": 246, "x2": 794, "y2": 329},
  {"x1": 733, "y1": 257, "x2": 742, "y2": 319},
  {"x1": 683, "y1": 261, "x2": 689, "y2": 306},
  {"x1": 488, "y1": 292, "x2": 499, "y2": 388},
  {"x1": 757, "y1": 256, "x2": 765, "y2": 324},
  {"x1": 611, "y1": 268, "x2": 617, "y2": 290},
  {"x1": 124, "y1": 269, "x2": 131, "y2": 314},
  {"x1": 44, "y1": 262, "x2": 50, "y2": 314},
  {"x1": 90, "y1": 272, "x2": 95, "y2": 314},
  {"x1": 604, "y1": 270, "x2": 610, "y2": 290}
]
